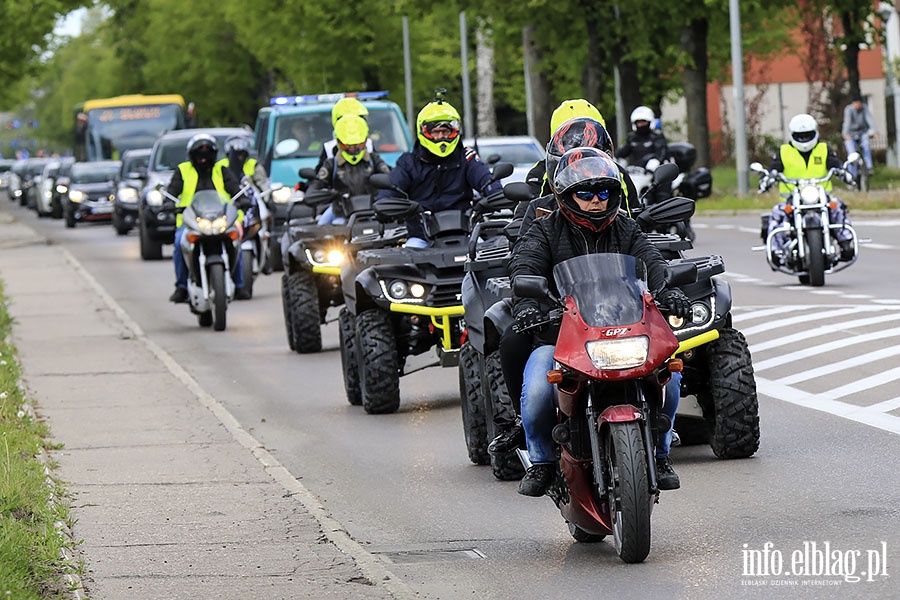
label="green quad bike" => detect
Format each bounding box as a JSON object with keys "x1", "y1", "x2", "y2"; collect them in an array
[{"x1": 338, "y1": 164, "x2": 514, "y2": 415}]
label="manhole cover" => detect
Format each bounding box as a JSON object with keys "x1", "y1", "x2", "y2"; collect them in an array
[{"x1": 377, "y1": 548, "x2": 485, "y2": 564}]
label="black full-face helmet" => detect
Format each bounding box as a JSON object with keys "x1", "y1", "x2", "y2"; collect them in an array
[
  {"x1": 545, "y1": 117, "x2": 614, "y2": 192},
  {"x1": 552, "y1": 147, "x2": 622, "y2": 233},
  {"x1": 186, "y1": 133, "x2": 218, "y2": 170}
]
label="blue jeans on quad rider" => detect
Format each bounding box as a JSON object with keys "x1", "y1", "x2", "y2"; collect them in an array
[
  {"x1": 520, "y1": 344, "x2": 680, "y2": 465},
  {"x1": 173, "y1": 226, "x2": 244, "y2": 290}
]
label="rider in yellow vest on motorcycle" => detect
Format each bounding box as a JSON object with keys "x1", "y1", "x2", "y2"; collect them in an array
[
  {"x1": 167, "y1": 134, "x2": 249, "y2": 303},
  {"x1": 764, "y1": 113, "x2": 854, "y2": 263}
]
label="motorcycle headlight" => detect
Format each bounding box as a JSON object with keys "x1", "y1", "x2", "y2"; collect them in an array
[
  {"x1": 69, "y1": 190, "x2": 85, "y2": 203},
  {"x1": 118, "y1": 187, "x2": 138, "y2": 201},
  {"x1": 272, "y1": 187, "x2": 292, "y2": 203},
  {"x1": 147, "y1": 189, "x2": 163, "y2": 206},
  {"x1": 799, "y1": 184, "x2": 820, "y2": 205},
  {"x1": 585, "y1": 336, "x2": 649, "y2": 370},
  {"x1": 196, "y1": 216, "x2": 227, "y2": 235}
]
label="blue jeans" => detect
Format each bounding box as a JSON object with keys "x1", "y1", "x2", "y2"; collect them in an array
[
  {"x1": 173, "y1": 226, "x2": 243, "y2": 289},
  {"x1": 844, "y1": 135, "x2": 873, "y2": 170},
  {"x1": 316, "y1": 205, "x2": 346, "y2": 225},
  {"x1": 658, "y1": 371, "x2": 681, "y2": 458},
  {"x1": 403, "y1": 236, "x2": 430, "y2": 249},
  {"x1": 520, "y1": 345, "x2": 681, "y2": 463}
]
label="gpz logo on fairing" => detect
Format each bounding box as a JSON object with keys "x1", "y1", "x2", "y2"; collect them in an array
[{"x1": 603, "y1": 327, "x2": 629, "y2": 337}]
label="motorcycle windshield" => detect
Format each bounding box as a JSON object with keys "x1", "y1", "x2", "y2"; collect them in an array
[
  {"x1": 552, "y1": 254, "x2": 648, "y2": 327},
  {"x1": 191, "y1": 190, "x2": 229, "y2": 218}
]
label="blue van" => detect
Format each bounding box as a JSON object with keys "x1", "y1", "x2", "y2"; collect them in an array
[{"x1": 253, "y1": 91, "x2": 412, "y2": 189}]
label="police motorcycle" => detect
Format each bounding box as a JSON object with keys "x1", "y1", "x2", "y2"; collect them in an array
[
  {"x1": 280, "y1": 168, "x2": 406, "y2": 354},
  {"x1": 751, "y1": 154, "x2": 860, "y2": 287},
  {"x1": 157, "y1": 182, "x2": 253, "y2": 331},
  {"x1": 476, "y1": 164, "x2": 759, "y2": 463},
  {"x1": 338, "y1": 163, "x2": 514, "y2": 415}
]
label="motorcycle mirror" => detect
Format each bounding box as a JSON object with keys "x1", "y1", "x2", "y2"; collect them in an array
[
  {"x1": 298, "y1": 167, "x2": 317, "y2": 180},
  {"x1": 512, "y1": 275, "x2": 552, "y2": 300},
  {"x1": 486, "y1": 153, "x2": 502, "y2": 165},
  {"x1": 368, "y1": 173, "x2": 395, "y2": 191},
  {"x1": 749, "y1": 161, "x2": 766, "y2": 174},
  {"x1": 652, "y1": 162, "x2": 679, "y2": 187},
  {"x1": 302, "y1": 189, "x2": 338, "y2": 208},
  {"x1": 269, "y1": 182, "x2": 284, "y2": 192},
  {"x1": 274, "y1": 139, "x2": 301, "y2": 158},
  {"x1": 846, "y1": 151, "x2": 861, "y2": 164},
  {"x1": 665, "y1": 261, "x2": 698, "y2": 287},
  {"x1": 490, "y1": 162, "x2": 514, "y2": 182},
  {"x1": 503, "y1": 181, "x2": 534, "y2": 203}
]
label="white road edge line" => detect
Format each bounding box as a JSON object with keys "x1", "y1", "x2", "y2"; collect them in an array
[{"x1": 60, "y1": 248, "x2": 417, "y2": 600}]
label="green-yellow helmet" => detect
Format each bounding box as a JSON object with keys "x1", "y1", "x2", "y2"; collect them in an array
[
  {"x1": 549, "y1": 99, "x2": 606, "y2": 137},
  {"x1": 335, "y1": 114, "x2": 369, "y2": 165},
  {"x1": 416, "y1": 100, "x2": 461, "y2": 158},
  {"x1": 331, "y1": 97, "x2": 369, "y2": 128}
]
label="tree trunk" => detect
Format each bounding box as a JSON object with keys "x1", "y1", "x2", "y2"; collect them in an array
[
  {"x1": 523, "y1": 25, "x2": 555, "y2": 145},
  {"x1": 680, "y1": 17, "x2": 711, "y2": 167},
  {"x1": 841, "y1": 10, "x2": 862, "y2": 101},
  {"x1": 476, "y1": 19, "x2": 497, "y2": 137}
]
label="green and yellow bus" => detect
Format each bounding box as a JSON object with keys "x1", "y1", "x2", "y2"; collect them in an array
[{"x1": 74, "y1": 94, "x2": 187, "y2": 161}]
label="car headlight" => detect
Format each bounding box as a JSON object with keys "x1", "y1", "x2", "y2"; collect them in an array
[
  {"x1": 118, "y1": 187, "x2": 138, "y2": 201},
  {"x1": 799, "y1": 184, "x2": 820, "y2": 205},
  {"x1": 56, "y1": 184, "x2": 68, "y2": 194},
  {"x1": 69, "y1": 190, "x2": 85, "y2": 203},
  {"x1": 272, "y1": 187, "x2": 292, "y2": 203},
  {"x1": 146, "y1": 189, "x2": 163, "y2": 206},
  {"x1": 585, "y1": 336, "x2": 649, "y2": 370}
]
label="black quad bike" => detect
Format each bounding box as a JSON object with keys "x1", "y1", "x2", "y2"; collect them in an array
[
  {"x1": 280, "y1": 169, "x2": 405, "y2": 353},
  {"x1": 339, "y1": 163, "x2": 513, "y2": 415}
]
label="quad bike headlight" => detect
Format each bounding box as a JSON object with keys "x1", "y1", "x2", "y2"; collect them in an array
[
  {"x1": 389, "y1": 280, "x2": 408, "y2": 299},
  {"x1": 381, "y1": 279, "x2": 428, "y2": 303},
  {"x1": 799, "y1": 184, "x2": 820, "y2": 205},
  {"x1": 585, "y1": 336, "x2": 649, "y2": 370},
  {"x1": 667, "y1": 302, "x2": 712, "y2": 330},
  {"x1": 307, "y1": 248, "x2": 345, "y2": 267}
]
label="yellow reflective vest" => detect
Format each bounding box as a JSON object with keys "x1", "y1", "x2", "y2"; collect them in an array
[
  {"x1": 214, "y1": 157, "x2": 257, "y2": 178},
  {"x1": 175, "y1": 162, "x2": 227, "y2": 227},
  {"x1": 778, "y1": 142, "x2": 831, "y2": 194}
]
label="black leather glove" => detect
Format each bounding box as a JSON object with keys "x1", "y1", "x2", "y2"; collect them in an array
[
  {"x1": 658, "y1": 288, "x2": 690, "y2": 318},
  {"x1": 513, "y1": 305, "x2": 544, "y2": 333},
  {"x1": 235, "y1": 196, "x2": 252, "y2": 212}
]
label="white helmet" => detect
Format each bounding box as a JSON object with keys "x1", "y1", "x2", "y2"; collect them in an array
[
  {"x1": 788, "y1": 113, "x2": 819, "y2": 153},
  {"x1": 630, "y1": 105, "x2": 655, "y2": 130}
]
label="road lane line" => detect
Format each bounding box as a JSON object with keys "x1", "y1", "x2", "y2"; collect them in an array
[{"x1": 776, "y1": 344, "x2": 900, "y2": 384}]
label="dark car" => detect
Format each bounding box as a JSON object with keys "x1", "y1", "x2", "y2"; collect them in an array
[
  {"x1": 20, "y1": 157, "x2": 54, "y2": 209},
  {"x1": 112, "y1": 148, "x2": 151, "y2": 235},
  {"x1": 63, "y1": 160, "x2": 122, "y2": 228},
  {"x1": 138, "y1": 127, "x2": 251, "y2": 260}
]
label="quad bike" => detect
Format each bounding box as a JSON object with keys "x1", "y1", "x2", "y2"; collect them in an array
[{"x1": 338, "y1": 163, "x2": 513, "y2": 414}]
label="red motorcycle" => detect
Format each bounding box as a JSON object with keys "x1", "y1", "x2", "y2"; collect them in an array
[{"x1": 513, "y1": 253, "x2": 695, "y2": 563}]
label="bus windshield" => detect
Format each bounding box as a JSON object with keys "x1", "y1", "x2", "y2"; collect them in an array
[{"x1": 76, "y1": 95, "x2": 186, "y2": 161}]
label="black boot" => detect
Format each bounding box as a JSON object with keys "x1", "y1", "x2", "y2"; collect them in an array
[
  {"x1": 518, "y1": 463, "x2": 555, "y2": 497},
  {"x1": 169, "y1": 287, "x2": 188, "y2": 303},
  {"x1": 839, "y1": 239, "x2": 854, "y2": 262},
  {"x1": 488, "y1": 418, "x2": 525, "y2": 455},
  {"x1": 656, "y1": 457, "x2": 681, "y2": 490}
]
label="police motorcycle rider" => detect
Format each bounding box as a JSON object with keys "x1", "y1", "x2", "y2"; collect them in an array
[
  {"x1": 377, "y1": 90, "x2": 501, "y2": 248},
  {"x1": 763, "y1": 113, "x2": 855, "y2": 264},
  {"x1": 167, "y1": 134, "x2": 251, "y2": 303},
  {"x1": 311, "y1": 114, "x2": 391, "y2": 225},
  {"x1": 508, "y1": 147, "x2": 690, "y2": 496}
]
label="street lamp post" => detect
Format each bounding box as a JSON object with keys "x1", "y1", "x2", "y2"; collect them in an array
[{"x1": 879, "y1": 2, "x2": 900, "y2": 167}]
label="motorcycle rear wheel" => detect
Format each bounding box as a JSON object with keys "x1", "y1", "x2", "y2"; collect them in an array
[
  {"x1": 209, "y1": 263, "x2": 227, "y2": 331},
  {"x1": 803, "y1": 228, "x2": 826, "y2": 287},
  {"x1": 606, "y1": 421, "x2": 651, "y2": 563}
]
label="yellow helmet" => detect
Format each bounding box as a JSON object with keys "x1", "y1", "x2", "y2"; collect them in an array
[
  {"x1": 549, "y1": 99, "x2": 606, "y2": 137},
  {"x1": 331, "y1": 97, "x2": 369, "y2": 129},
  {"x1": 334, "y1": 114, "x2": 369, "y2": 165},
  {"x1": 416, "y1": 100, "x2": 461, "y2": 158}
]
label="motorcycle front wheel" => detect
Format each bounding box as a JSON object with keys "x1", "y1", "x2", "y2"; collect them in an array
[
  {"x1": 240, "y1": 249, "x2": 254, "y2": 299},
  {"x1": 802, "y1": 228, "x2": 826, "y2": 287},
  {"x1": 605, "y1": 421, "x2": 651, "y2": 563},
  {"x1": 209, "y1": 263, "x2": 227, "y2": 331}
]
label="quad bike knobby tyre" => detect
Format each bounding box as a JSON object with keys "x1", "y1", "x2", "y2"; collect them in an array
[
  {"x1": 356, "y1": 309, "x2": 401, "y2": 414},
  {"x1": 458, "y1": 342, "x2": 489, "y2": 465}
]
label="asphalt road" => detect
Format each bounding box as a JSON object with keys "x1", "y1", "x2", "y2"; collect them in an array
[{"x1": 5, "y1": 197, "x2": 899, "y2": 599}]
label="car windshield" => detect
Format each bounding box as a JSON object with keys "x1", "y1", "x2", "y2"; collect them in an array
[
  {"x1": 273, "y1": 107, "x2": 410, "y2": 159},
  {"x1": 153, "y1": 134, "x2": 233, "y2": 171},
  {"x1": 472, "y1": 140, "x2": 544, "y2": 167},
  {"x1": 71, "y1": 163, "x2": 120, "y2": 183},
  {"x1": 122, "y1": 153, "x2": 150, "y2": 174}
]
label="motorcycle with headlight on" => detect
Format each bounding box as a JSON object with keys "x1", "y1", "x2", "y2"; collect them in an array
[
  {"x1": 158, "y1": 184, "x2": 251, "y2": 331},
  {"x1": 751, "y1": 154, "x2": 859, "y2": 287}
]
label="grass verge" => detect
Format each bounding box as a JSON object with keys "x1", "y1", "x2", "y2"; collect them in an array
[{"x1": 0, "y1": 280, "x2": 80, "y2": 599}]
